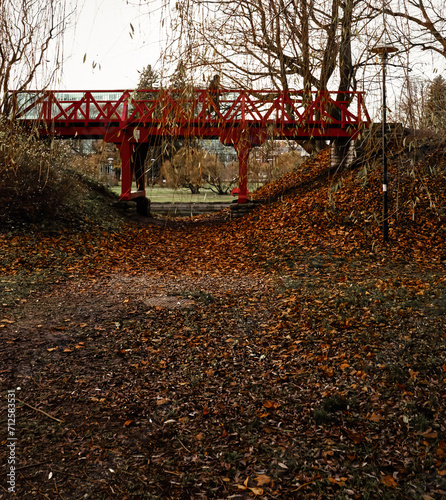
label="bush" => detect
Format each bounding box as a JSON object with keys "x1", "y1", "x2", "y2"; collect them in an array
[{"x1": 0, "y1": 119, "x2": 78, "y2": 222}]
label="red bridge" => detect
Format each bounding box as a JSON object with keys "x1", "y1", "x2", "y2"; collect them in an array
[{"x1": 11, "y1": 88, "x2": 370, "y2": 204}]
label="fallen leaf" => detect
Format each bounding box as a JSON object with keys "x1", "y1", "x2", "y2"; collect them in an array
[
  {"x1": 328, "y1": 476, "x2": 347, "y2": 487},
  {"x1": 369, "y1": 412, "x2": 384, "y2": 422},
  {"x1": 418, "y1": 428, "x2": 438, "y2": 439},
  {"x1": 249, "y1": 486, "x2": 264, "y2": 495},
  {"x1": 341, "y1": 427, "x2": 366, "y2": 443},
  {"x1": 263, "y1": 400, "x2": 279, "y2": 409},
  {"x1": 257, "y1": 412, "x2": 269, "y2": 418},
  {"x1": 255, "y1": 474, "x2": 271, "y2": 486},
  {"x1": 381, "y1": 475, "x2": 397, "y2": 488}
]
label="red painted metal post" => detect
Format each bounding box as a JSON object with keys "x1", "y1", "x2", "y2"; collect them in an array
[
  {"x1": 117, "y1": 137, "x2": 134, "y2": 200},
  {"x1": 43, "y1": 92, "x2": 51, "y2": 120},
  {"x1": 85, "y1": 92, "x2": 90, "y2": 126}
]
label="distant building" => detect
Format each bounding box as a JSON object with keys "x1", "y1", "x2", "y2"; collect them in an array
[
  {"x1": 56, "y1": 91, "x2": 122, "y2": 101},
  {"x1": 200, "y1": 139, "x2": 238, "y2": 165}
]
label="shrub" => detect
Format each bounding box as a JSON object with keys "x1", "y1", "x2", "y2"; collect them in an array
[{"x1": 0, "y1": 119, "x2": 78, "y2": 222}]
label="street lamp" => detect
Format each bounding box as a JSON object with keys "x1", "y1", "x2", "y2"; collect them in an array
[{"x1": 371, "y1": 44, "x2": 397, "y2": 243}]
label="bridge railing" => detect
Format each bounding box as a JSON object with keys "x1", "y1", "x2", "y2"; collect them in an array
[
  {"x1": 10, "y1": 88, "x2": 370, "y2": 131},
  {"x1": 10, "y1": 91, "x2": 128, "y2": 123}
]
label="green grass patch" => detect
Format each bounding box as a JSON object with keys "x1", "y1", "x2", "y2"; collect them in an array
[{"x1": 110, "y1": 184, "x2": 235, "y2": 203}]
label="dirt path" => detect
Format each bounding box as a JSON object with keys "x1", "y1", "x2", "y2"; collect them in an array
[{"x1": 1, "y1": 257, "x2": 445, "y2": 499}]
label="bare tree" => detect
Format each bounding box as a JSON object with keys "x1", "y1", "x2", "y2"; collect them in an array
[
  {"x1": 381, "y1": 0, "x2": 446, "y2": 60},
  {"x1": 161, "y1": 146, "x2": 204, "y2": 194},
  {"x1": 394, "y1": 76, "x2": 428, "y2": 129},
  {"x1": 158, "y1": 0, "x2": 375, "y2": 95},
  {"x1": 366, "y1": 1, "x2": 446, "y2": 135},
  {"x1": 0, "y1": 0, "x2": 70, "y2": 116},
  {"x1": 203, "y1": 153, "x2": 238, "y2": 195}
]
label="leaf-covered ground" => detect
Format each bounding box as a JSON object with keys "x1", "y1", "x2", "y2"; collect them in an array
[{"x1": 1, "y1": 147, "x2": 445, "y2": 499}]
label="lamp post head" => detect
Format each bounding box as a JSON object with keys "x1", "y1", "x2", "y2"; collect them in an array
[{"x1": 371, "y1": 45, "x2": 398, "y2": 59}]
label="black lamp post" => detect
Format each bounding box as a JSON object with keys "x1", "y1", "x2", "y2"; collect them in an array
[{"x1": 371, "y1": 44, "x2": 397, "y2": 243}]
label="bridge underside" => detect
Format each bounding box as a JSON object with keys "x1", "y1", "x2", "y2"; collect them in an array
[
  {"x1": 43, "y1": 123, "x2": 359, "y2": 204},
  {"x1": 12, "y1": 89, "x2": 370, "y2": 204}
]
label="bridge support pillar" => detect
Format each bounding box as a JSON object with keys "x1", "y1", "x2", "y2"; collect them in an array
[
  {"x1": 117, "y1": 138, "x2": 134, "y2": 200},
  {"x1": 117, "y1": 136, "x2": 146, "y2": 202},
  {"x1": 331, "y1": 139, "x2": 355, "y2": 169},
  {"x1": 223, "y1": 126, "x2": 266, "y2": 204},
  {"x1": 236, "y1": 143, "x2": 251, "y2": 204},
  {"x1": 133, "y1": 143, "x2": 150, "y2": 192}
]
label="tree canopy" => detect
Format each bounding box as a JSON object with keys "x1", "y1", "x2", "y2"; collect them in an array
[{"x1": 0, "y1": 0, "x2": 70, "y2": 115}]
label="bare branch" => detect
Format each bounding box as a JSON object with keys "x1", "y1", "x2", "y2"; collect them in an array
[{"x1": 0, "y1": 0, "x2": 71, "y2": 115}]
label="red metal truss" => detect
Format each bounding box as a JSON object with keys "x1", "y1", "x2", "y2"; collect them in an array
[{"x1": 11, "y1": 89, "x2": 370, "y2": 203}]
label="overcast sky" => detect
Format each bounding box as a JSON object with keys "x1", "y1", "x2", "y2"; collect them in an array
[
  {"x1": 54, "y1": 0, "x2": 445, "y2": 111},
  {"x1": 57, "y1": 0, "x2": 165, "y2": 90}
]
